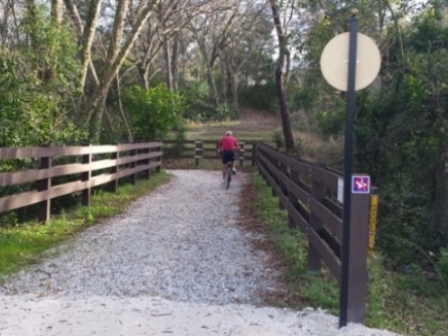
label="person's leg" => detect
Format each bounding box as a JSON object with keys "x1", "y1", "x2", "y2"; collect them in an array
[
  {"x1": 222, "y1": 152, "x2": 228, "y2": 181},
  {"x1": 229, "y1": 152, "x2": 235, "y2": 173},
  {"x1": 222, "y1": 164, "x2": 226, "y2": 180}
]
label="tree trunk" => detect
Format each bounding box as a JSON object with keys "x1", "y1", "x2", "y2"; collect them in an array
[
  {"x1": 269, "y1": 0, "x2": 294, "y2": 152},
  {"x1": 171, "y1": 35, "x2": 179, "y2": 91},
  {"x1": 63, "y1": 0, "x2": 101, "y2": 90},
  {"x1": 115, "y1": 75, "x2": 133, "y2": 142},
  {"x1": 164, "y1": 39, "x2": 174, "y2": 91},
  {"x1": 138, "y1": 64, "x2": 149, "y2": 90},
  {"x1": 51, "y1": 0, "x2": 63, "y2": 24},
  {"x1": 226, "y1": 63, "x2": 232, "y2": 100},
  {"x1": 195, "y1": 35, "x2": 220, "y2": 106},
  {"x1": 80, "y1": 0, "x2": 103, "y2": 90},
  {"x1": 88, "y1": 0, "x2": 161, "y2": 143},
  {"x1": 25, "y1": 0, "x2": 38, "y2": 52}
]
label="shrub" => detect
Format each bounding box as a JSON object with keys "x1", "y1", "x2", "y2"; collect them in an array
[
  {"x1": 239, "y1": 82, "x2": 278, "y2": 113},
  {"x1": 316, "y1": 107, "x2": 345, "y2": 138},
  {"x1": 181, "y1": 81, "x2": 215, "y2": 121},
  {"x1": 438, "y1": 247, "x2": 448, "y2": 286},
  {"x1": 272, "y1": 131, "x2": 284, "y2": 149},
  {"x1": 123, "y1": 85, "x2": 184, "y2": 141}
]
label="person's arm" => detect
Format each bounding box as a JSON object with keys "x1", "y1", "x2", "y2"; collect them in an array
[{"x1": 234, "y1": 138, "x2": 241, "y2": 153}]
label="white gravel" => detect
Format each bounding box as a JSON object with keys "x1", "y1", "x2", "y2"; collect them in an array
[{"x1": 0, "y1": 170, "x2": 399, "y2": 336}]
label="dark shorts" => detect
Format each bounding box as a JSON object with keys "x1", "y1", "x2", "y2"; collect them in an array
[{"x1": 221, "y1": 150, "x2": 235, "y2": 164}]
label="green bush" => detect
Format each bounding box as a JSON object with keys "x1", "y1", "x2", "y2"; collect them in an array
[
  {"x1": 215, "y1": 102, "x2": 237, "y2": 120},
  {"x1": 316, "y1": 107, "x2": 345, "y2": 138},
  {"x1": 438, "y1": 247, "x2": 448, "y2": 286},
  {"x1": 272, "y1": 131, "x2": 284, "y2": 149},
  {"x1": 123, "y1": 84, "x2": 184, "y2": 141},
  {"x1": 181, "y1": 81, "x2": 216, "y2": 121},
  {"x1": 239, "y1": 82, "x2": 278, "y2": 113}
]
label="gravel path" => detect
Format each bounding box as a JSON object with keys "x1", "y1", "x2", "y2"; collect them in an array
[{"x1": 0, "y1": 170, "x2": 399, "y2": 336}]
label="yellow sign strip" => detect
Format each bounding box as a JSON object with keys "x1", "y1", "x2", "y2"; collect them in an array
[{"x1": 368, "y1": 195, "x2": 379, "y2": 255}]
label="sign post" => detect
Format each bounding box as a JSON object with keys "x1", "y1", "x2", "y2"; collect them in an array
[
  {"x1": 320, "y1": 9, "x2": 381, "y2": 327},
  {"x1": 339, "y1": 13, "x2": 358, "y2": 328}
]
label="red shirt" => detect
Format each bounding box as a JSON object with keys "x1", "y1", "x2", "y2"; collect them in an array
[{"x1": 219, "y1": 136, "x2": 238, "y2": 151}]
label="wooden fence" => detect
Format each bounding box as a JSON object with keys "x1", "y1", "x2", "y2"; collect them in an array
[
  {"x1": 0, "y1": 142, "x2": 162, "y2": 222},
  {"x1": 161, "y1": 140, "x2": 256, "y2": 166},
  {"x1": 255, "y1": 142, "x2": 370, "y2": 324}
]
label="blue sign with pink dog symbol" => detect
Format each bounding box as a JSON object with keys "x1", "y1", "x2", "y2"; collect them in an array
[{"x1": 352, "y1": 176, "x2": 370, "y2": 193}]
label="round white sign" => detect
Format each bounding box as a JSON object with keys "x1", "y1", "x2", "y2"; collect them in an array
[{"x1": 320, "y1": 32, "x2": 381, "y2": 91}]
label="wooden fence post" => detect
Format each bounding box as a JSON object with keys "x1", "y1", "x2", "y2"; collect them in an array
[
  {"x1": 271, "y1": 162, "x2": 277, "y2": 197},
  {"x1": 251, "y1": 142, "x2": 256, "y2": 167},
  {"x1": 109, "y1": 147, "x2": 119, "y2": 192},
  {"x1": 38, "y1": 147, "x2": 52, "y2": 223},
  {"x1": 270, "y1": 152, "x2": 279, "y2": 200},
  {"x1": 143, "y1": 146, "x2": 151, "y2": 180},
  {"x1": 239, "y1": 142, "x2": 244, "y2": 167},
  {"x1": 130, "y1": 148, "x2": 137, "y2": 184},
  {"x1": 308, "y1": 167, "x2": 323, "y2": 272},
  {"x1": 287, "y1": 158, "x2": 299, "y2": 229},
  {"x1": 195, "y1": 140, "x2": 202, "y2": 167},
  {"x1": 257, "y1": 146, "x2": 269, "y2": 186},
  {"x1": 157, "y1": 143, "x2": 162, "y2": 172},
  {"x1": 278, "y1": 158, "x2": 288, "y2": 210},
  {"x1": 81, "y1": 145, "x2": 92, "y2": 206}
]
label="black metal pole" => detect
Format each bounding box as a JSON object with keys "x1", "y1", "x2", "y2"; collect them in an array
[{"x1": 339, "y1": 14, "x2": 358, "y2": 328}]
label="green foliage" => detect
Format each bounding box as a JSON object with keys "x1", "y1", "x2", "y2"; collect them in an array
[
  {"x1": 316, "y1": 107, "x2": 345, "y2": 138},
  {"x1": 239, "y1": 82, "x2": 278, "y2": 113},
  {"x1": 0, "y1": 6, "x2": 84, "y2": 147},
  {"x1": 366, "y1": 253, "x2": 448, "y2": 335},
  {"x1": 181, "y1": 81, "x2": 216, "y2": 121},
  {"x1": 438, "y1": 247, "x2": 448, "y2": 286},
  {"x1": 123, "y1": 85, "x2": 184, "y2": 141},
  {"x1": 252, "y1": 173, "x2": 338, "y2": 310},
  {"x1": 292, "y1": 137, "x2": 303, "y2": 157},
  {"x1": 215, "y1": 102, "x2": 238, "y2": 120},
  {"x1": 253, "y1": 171, "x2": 448, "y2": 334},
  {"x1": 272, "y1": 130, "x2": 284, "y2": 149},
  {"x1": 179, "y1": 81, "x2": 236, "y2": 121},
  {"x1": 351, "y1": 6, "x2": 448, "y2": 269},
  {"x1": 303, "y1": 272, "x2": 338, "y2": 312},
  {"x1": 290, "y1": 85, "x2": 318, "y2": 113}
]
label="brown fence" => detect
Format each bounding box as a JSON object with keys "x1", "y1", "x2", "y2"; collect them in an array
[
  {"x1": 255, "y1": 142, "x2": 370, "y2": 324},
  {"x1": 162, "y1": 140, "x2": 256, "y2": 166},
  {"x1": 0, "y1": 142, "x2": 162, "y2": 222}
]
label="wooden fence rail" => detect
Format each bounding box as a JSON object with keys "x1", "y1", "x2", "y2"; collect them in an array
[
  {"x1": 255, "y1": 142, "x2": 370, "y2": 324},
  {"x1": 0, "y1": 142, "x2": 162, "y2": 222},
  {"x1": 161, "y1": 139, "x2": 256, "y2": 167}
]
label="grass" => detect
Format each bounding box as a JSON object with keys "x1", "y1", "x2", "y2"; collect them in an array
[
  {"x1": 181, "y1": 112, "x2": 344, "y2": 167},
  {"x1": 0, "y1": 171, "x2": 171, "y2": 280},
  {"x1": 251, "y1": 172, "x2": 448, "y2": 336},
  {"x1": 185, "y1": 118, "x2": 279, "y2": 141},
  {"x1": 164, "y1": 109, "x2": 344, "y2": 170},
  {"x1": 366, "y1": 255, "x2": 448, "y2": 336},
  {"x1": 251, "y1": 173, "x2": 340, "y2": 311}
]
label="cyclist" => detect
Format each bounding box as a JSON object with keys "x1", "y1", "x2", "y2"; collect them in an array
[{"x1": 218, "y1": 131, "x2": 240, "y2": 184}]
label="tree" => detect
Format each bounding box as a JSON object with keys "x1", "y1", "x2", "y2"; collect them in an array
[
  {"x1": 63, "y1": 0, "x2": 163, "y2": 143},
  {"x1": 269, "y1": 0, "x2": 295, "y2": 151},
  {"x1": 187, "y1": 0, "x2": 239, "y2": 107},
  {"x1": 221, "y1": 1, "x2": 273, "y2": 114}
]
